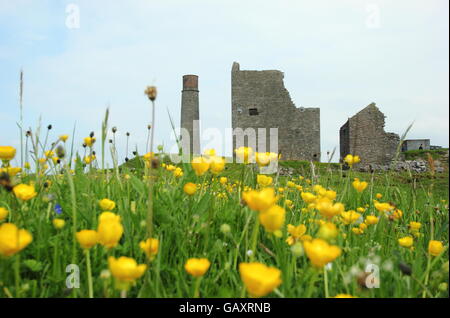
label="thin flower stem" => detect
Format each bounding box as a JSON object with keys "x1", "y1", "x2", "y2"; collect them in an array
[
  {"x1": 14, "y1": 254, "x2": 21, "y2": 297},
  {"x1": 193, "y1": 277, "x2": 202, "y2": 298},
  {"x1": 86, "y1": 249, "x2": 94, "y2": 298},
  {"x1": 323, "y1": 266, "x2": 329, "y2": 298},
  {"x1": 305, "y1": 269, "x2": 319, "y2": 297},
  {"x1": 147, "y1": 100, "x2": 156, "y2": 239},
  {"x1": 64, "y1": 159, "x2": 78, "y2": 297},
  {"x1": 249, "y1": 216, "x2": 260, "y2": 262},
  {"x1": 149, "y1": 101, "x2": 155, "y2": 155}
]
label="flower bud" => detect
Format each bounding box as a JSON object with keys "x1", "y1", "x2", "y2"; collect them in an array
[
  {"x1": 145, "y1": 86, "x2": 157, "y2": 101},
  {"x1": 291, "y1": 242, "x2": 304, "y2": 257},
  {"x1": 220, "y1": 224, "x2": 231, "y2": 235}
]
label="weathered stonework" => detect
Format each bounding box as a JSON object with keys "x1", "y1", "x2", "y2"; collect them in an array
[
  {"x1": 231, "y1": 62, "x2": 321, "y2": 161},
  {"x1": 340, "y1": 103, "x2": 400, "y2": 166},
  {"x1": 180, "y1": 75, "x2": 200, "y2": 155}
]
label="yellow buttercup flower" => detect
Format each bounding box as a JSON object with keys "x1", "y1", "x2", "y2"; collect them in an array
[
  {"x1": 259, "y1": 205, "x2": 286, "y2": 233},
  {"x1": 286, "y1": 223, "x2": 307, "y2": 245},
  {"x1": 184, "y1": 258, "x2": 211, "y2": 277},
  {"x1": 99, "y1": 212, "x2": 121, "y2": 223},
  {"x1": 99, "y1": 198, "x2": 116, "y2": 211},
  {"x1": 255, "y1": 152, "x2": 270, "y2": 167},
  {"x1": 0, "y1": 223, "x2": 33, "y2": 257},
  {"x1": 375, "y1": 193, "x2": 383, "y2": 199},
  {"x1": 59, "y1": 135, "x2": 69, "y2": 142},
  {"x1": 173, "y1": 167, "x2": 184, "y2": 177},
  {"x1": 84, "y1": 137, "x2": 96, "y2": 147},
  {"x1": 209, "y1": 156, "x2": 225, "y2": 174},
  {"x1": 191, "y1": 156, "x2": 210, "y2": 176},
  {"x1": 285, "y1": 199, "x2": 294, "y2": 209},
  {"x1": 257, "y1": 175, "x2": 273, "y2": 187},
  {"x1": 183, "y1": 182, "x2": 197, "y2": 195},
  {"x1": 428, "y1": 240, "x2": 444, "y2": 256},
  {"x1": 317, "y1": 222, "x2": 338, "y2": 241},
  {"x1": 242, "y1": 188, "x2": 277, "y2": 212},
  {"x1": 84, "y1": 155, "x2": 96, "y2": 165},
  {"x1": 239, "y1": 262, "x2": 282, "y2": 297},
  {"x1": 0, "y1": 207, "x2": 9, "y2": 221},
  {"x1": 285, "y1": 181, "x2": 294, "y2": 188},
  {"x1": 0, "y1": 146, "x2": 16, "y2": 161},
  {"x1": 352, "y1": 227, "x2": 364, "y2": 235},
  {"x1": 373, "y1": 200, "x2": 394, "y2": 213},
  {"x1": 97, "y1": 213, "x2": 124, "y2": 249},
  {"x1": 303, "y1": 238, "x2": 341, "y2": 267},
  {"x1": 219, "y1": 177, "x2": 227, "y2": 185},
  {"x1": 109, "y1": 256, "x2": 147, "y2": 283},
  {"x1": 44, "y1": 150, "x2": 54, "y2": 158},
  {"x1": 322, "y1": 190, "x2": 337, "y2": 200},
  {"x1": 76, "y1": 230, "x2": 98, "y2": 249},
  {"x1": 316, "y1": 199, "x2": 345, "y2": 219},
  {"x1": 398, "y1": 236, "x2": 413, "y2": 248},
  {"x1": 344, "y1": 154, "x2": 360, "y2": 167},
  {"x1": 312, "y1": 184, "x2": 323, "y2": 192},
  {"x1": 235, "y1": 147, "x2": 253, "y2": 164},
  {"x1": 301, "y1": 192, "x2": 316, "y2": 204},
  {"x1": 203, "y1": 148, "x2": 216, "y2": 157},
  {"x1": 352, "y1": 178, "x2": 368, "y2": 193},
  {"x1": 143, "y1": 152, "x2": 154, "y2": 161},
  {"x1": 391, "y1": 209, "x2": 403, "y2": 220},
  {"x1": 163, "y1": 164, "x2": 174, "y2": 171},
  {"x1": 340, "y1": 210, "x2": 362, "y2": 225},
  {"x1": 0, "y1": 167, "x2": 22, "y2": 177},
  {"x1": 139, "y1": 238, "x2": 159, "y2": 260},
  {"x1": 365, "y1": 215, "x2": 379, "y2": 225},
  {"x1": 409, "y1": 221, "x2": 421, "y2": 232},
  {"x1": 287, "y1": 224, "x2": 307, "y2": 239},
  {"x1": 13, "y1": 184, "x2": 37, "y2": 201},
  {"x1": 52, "y1": 218, "x2": 66, "y2": 230}
]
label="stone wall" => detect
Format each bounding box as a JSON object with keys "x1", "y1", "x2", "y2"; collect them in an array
[
  {"x1": 231, "y1": 62, "x2": 321, "y2": 161},
  {"x1": 339, "y1": 103, "x2": 400, "y2": 166}
]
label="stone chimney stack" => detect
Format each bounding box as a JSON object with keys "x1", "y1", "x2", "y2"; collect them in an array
[{"x1": 181, "y1": 75, "x2": 200, "y2": 155}]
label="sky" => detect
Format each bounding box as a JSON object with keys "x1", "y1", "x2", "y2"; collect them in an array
[{"x1": 0, "y1": 0, "x2": 448, "y2": 166}]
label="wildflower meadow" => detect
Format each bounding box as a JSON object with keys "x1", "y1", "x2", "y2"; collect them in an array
[{"x1": 0, "y1": 86, "x2": 448, "y2": 299}]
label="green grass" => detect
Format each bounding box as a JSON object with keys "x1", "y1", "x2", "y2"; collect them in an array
[
  {"x1": 0, "y1": 152, "x2": 448, "y2": 298},
  {"x1": 402, "y1": 148, "x2": 449, "y2": 161}
]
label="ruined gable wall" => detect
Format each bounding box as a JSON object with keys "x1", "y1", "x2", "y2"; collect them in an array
[
  {"x1": 346, "y1": 104, "x2": 399, "y2": 165},
  {"x1": 231, "y1": 62, "x2": 320, "y2": 161}
]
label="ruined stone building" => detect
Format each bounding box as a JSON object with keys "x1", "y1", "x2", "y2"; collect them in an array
[
  {"x1": 339, "y1": 103, "x2": 400, "y2": 166},
  {"x1": 401, "y1": 139, "x2": 430, "y2": 152},
  {"x1": 231, "y1": 62, "x2": 321, "y2": 161},
  {"x1": 180, "y1": 75, "x2": 200, "y2": 155}
]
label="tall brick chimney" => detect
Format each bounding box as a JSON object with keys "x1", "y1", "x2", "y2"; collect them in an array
[{"x1": 180, "y1": 75, "x2": 200, "y2": 155}]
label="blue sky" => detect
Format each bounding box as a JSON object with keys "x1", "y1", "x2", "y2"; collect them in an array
[{"x1": 0, "y1": 0, "x2": 448, "y2": 165}]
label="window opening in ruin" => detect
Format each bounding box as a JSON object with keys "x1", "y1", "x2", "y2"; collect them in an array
[{"x1": 249, "y1": 108, "x2": 259, "y2": 116}]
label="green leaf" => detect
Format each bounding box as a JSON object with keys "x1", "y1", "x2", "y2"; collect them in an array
[{"x1": 23, "y1": 259, "x2": 44, "y2": 272}]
